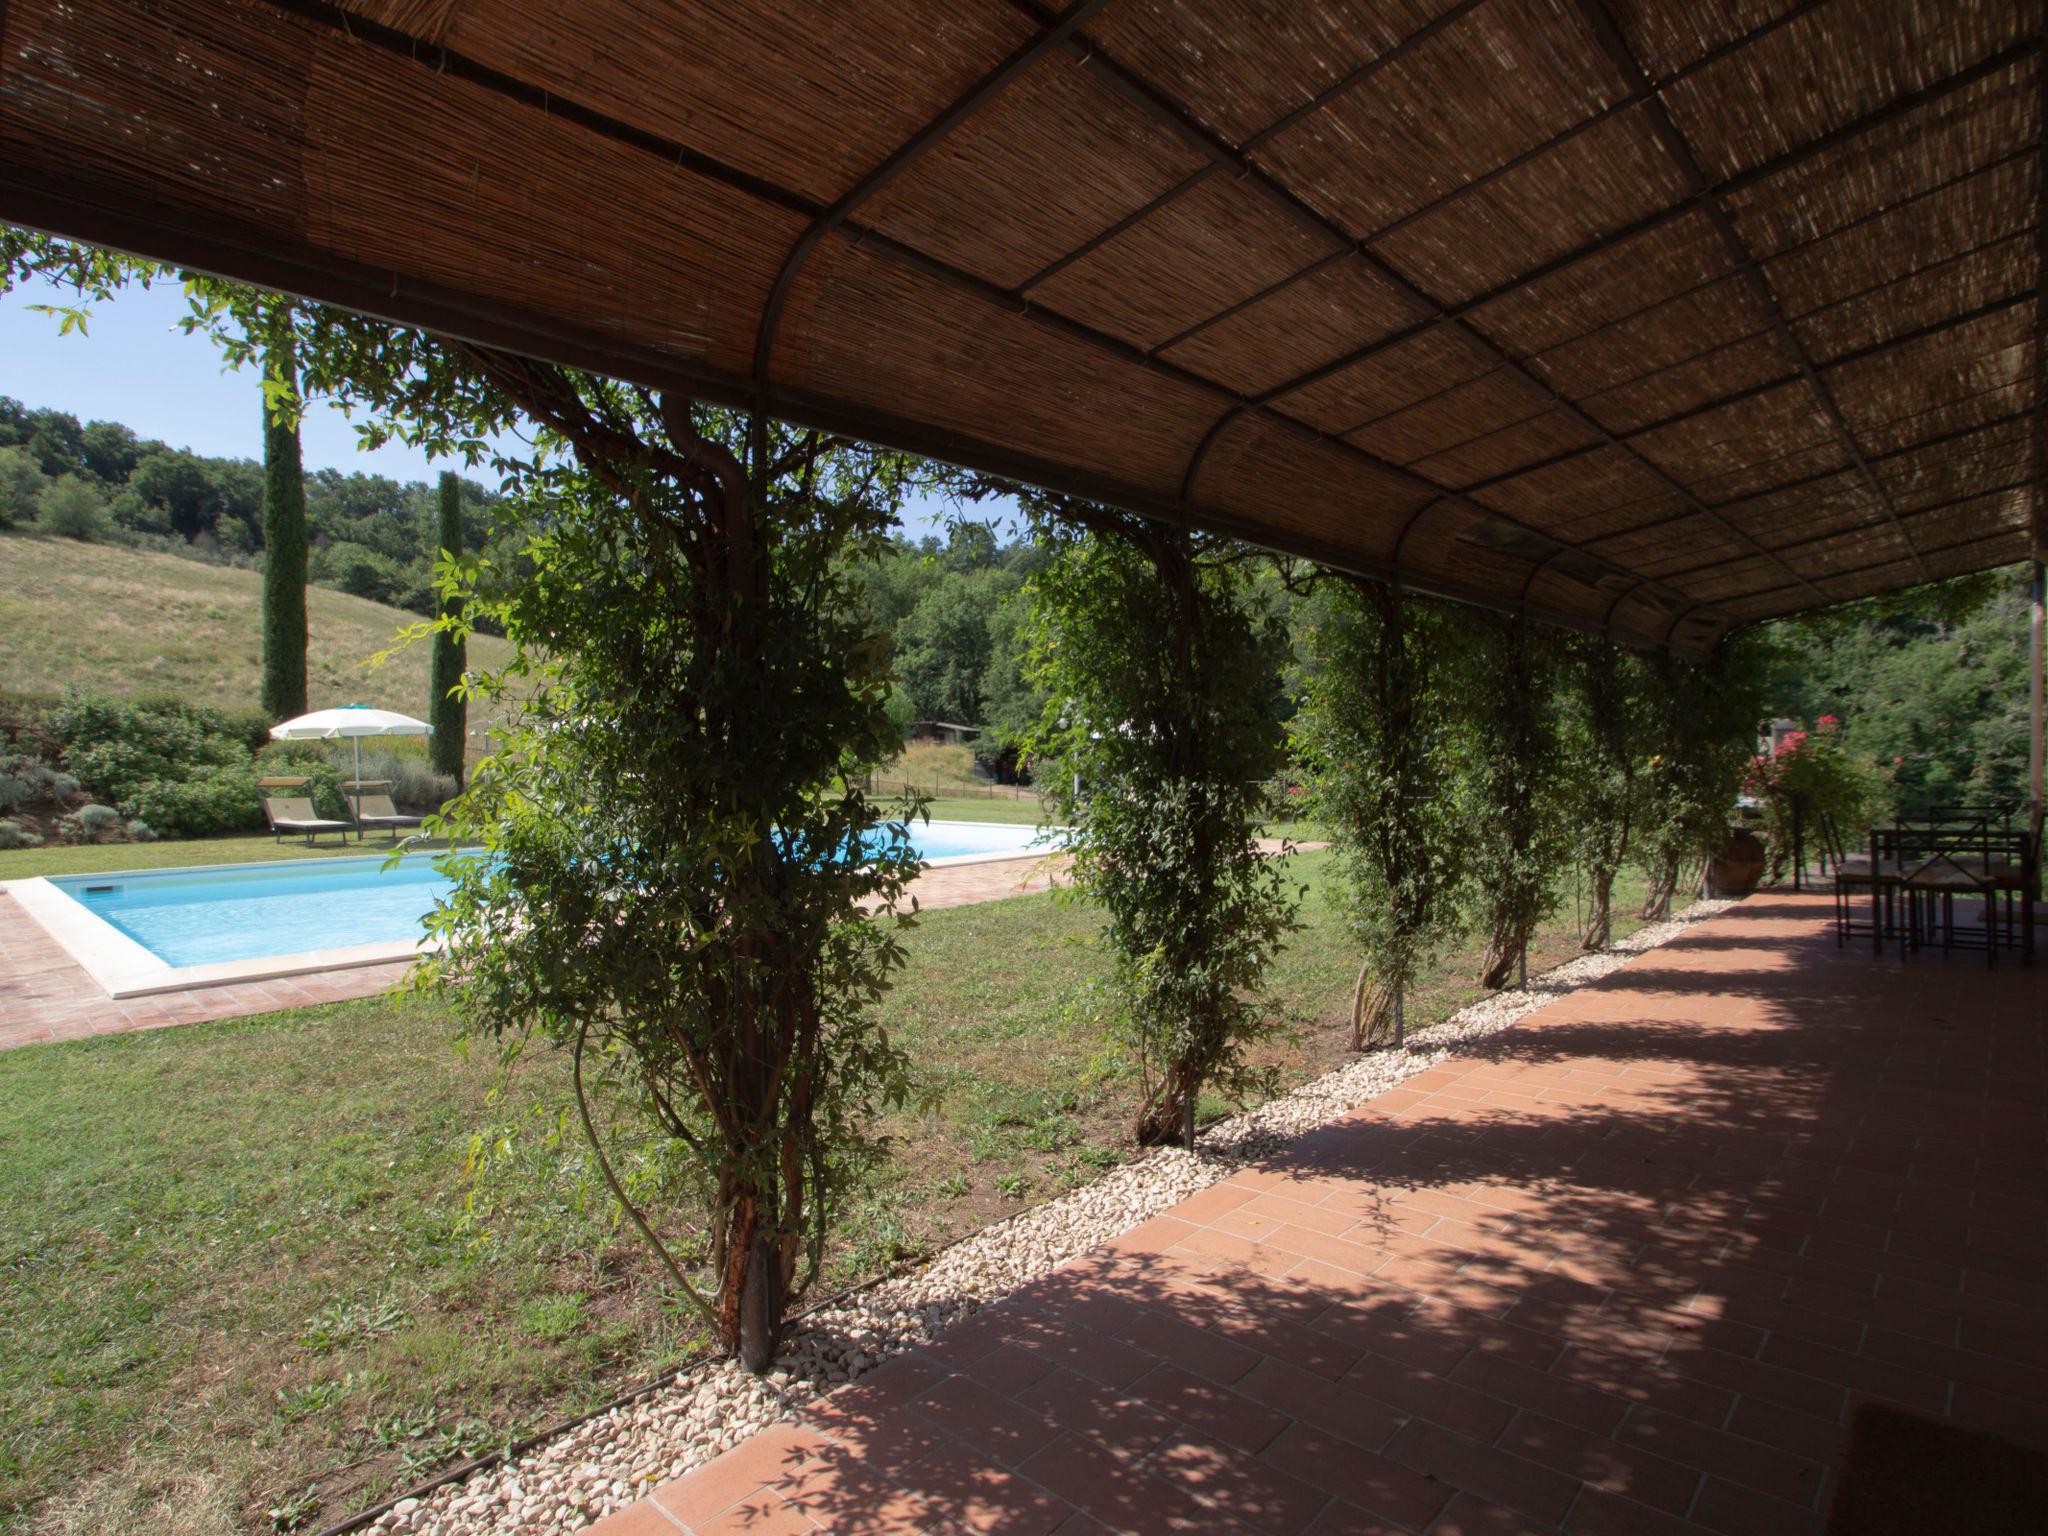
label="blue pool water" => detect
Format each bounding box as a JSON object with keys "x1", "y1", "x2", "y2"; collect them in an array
[{"x1": 50, "y1": 821, "x2": 1048, "y2": 969}]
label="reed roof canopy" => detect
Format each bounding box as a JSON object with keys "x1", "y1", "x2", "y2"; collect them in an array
[{"x1": 2, "y1": 0, "x2": 2041, "y2": 650}]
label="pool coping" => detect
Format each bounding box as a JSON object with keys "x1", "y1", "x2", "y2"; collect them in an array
[
  {"x1": 4, "y1": 873, "x2": 439, "y2": 999},
  {"x1": 3, "y1": 823, "x2": 1063, "y2": 1001}
]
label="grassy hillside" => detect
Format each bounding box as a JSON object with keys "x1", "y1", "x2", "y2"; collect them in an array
[{"x1": 0, "y1": 532, "x2": 513, "y2": 720}]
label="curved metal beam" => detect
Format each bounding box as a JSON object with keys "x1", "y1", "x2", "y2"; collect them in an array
[
  {"x1": 1661, "y1": 602, "x2": 1703, "y2": 649},
  {"x1": 1519, "y1": 546, "x2": 1568, "y2": 605},
  {"x1": 749, "y1": 0, "x2": 1115, "y2": 388},
  {"x1": 1178, "y1": 404, "x2": 1246, "y2": 505},
  {"x1": 1602, "y1": 579, "x2": 1650, "y2": 640},
  {"x1": 1389, "y1": 496, "x2": 1449, "y2": 569}
]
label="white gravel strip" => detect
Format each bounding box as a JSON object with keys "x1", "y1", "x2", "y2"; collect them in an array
[{"x1": 368, "y1": 897, "x2": 1734, "y2": 1536}]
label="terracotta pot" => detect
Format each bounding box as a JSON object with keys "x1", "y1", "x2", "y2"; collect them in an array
[{"x1": 1709, "y1": 826, "x2": 1767, "y2": 897}]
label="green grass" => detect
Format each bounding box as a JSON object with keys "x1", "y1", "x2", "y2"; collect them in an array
[
  {"x1": 0, "y1": 532, "x2": 513, "y2": 728},
  {"x1": 0, "y1": 852, "x2": 1651, "y2": 1534},
  {"x1": 0, "y1": 833, "x2": 468, "y2": 881},
  {"x1": 914, "y1": 796, "x2": 1044, "y2": 825}
]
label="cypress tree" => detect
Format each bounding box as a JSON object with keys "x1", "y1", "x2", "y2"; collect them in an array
[
  {"x1": 429, "y1": 470, "x2": 468, "y2": 783},
  {"x1": 259, "y1": 320, "x2": 308, "y2": 719}
]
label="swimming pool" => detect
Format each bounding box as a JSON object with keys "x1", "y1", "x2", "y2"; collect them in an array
[{"x1": 26, "y1": 820, "x2": 1051, "y2": 986}]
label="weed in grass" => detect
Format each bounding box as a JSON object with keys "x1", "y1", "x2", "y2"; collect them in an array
[
  {"x1": 369, "y1": 1408, "x2": 438, "y2": 1449},
  {"x1": 398, "y1": 1418, "x2": 498, "y2": 1478},
  {"x1": 993, "y1": 1172, "x2": 1031, "y2": 1200},
  {"x1": 517, "y1": 1294, "x2": 586, "y2": 1343},
  {"x1": 265, "y1": 1490, "x2": 320, "y2": 1533},
  {"x1": 1022, "y1": 1116, "x2": 1072, "y2": 1152},
  {"x1": 297, "y1": 1297, "x2": 407, "y2": 1354},
  {"x1": 931, "y1": 1175, "x2": 970, "y2": 1199},
  {"x1": 274, "y1": 1374, "x2": 360, "y2": 1423},
  {"x1": 840, "y1": 1202, "x2": 917, "y2": 1280}
]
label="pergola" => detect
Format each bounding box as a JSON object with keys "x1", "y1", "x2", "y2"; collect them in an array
[{"x1": 0, "y1": 3, "x2": 2042, "y2": 664}]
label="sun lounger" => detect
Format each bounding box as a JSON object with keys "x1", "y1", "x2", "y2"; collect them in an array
[
  {"x1": 262, "y1": 795, "x2": 355, "y2": 847},
  {"x1": 349, "y1": 791, "x2": 425, "y2": 842}
]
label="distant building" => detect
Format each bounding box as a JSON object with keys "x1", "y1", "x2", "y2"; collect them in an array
[{"x1": 911, "y1": 720, "x2": 980, "y2": 746}]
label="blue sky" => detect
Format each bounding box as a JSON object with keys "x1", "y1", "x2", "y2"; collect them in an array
[{"x1": 2, "y1": 272, "x2": 980, "y2": 534}]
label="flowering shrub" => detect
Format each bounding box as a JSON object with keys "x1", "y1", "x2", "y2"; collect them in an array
[{"x1": 1746, "y1": 715, "x2": 1890, "y2": 880}]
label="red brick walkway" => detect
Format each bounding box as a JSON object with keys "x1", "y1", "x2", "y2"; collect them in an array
[{"x1": 598, "y1": 892, "x2": 2046, "y2": 1536}]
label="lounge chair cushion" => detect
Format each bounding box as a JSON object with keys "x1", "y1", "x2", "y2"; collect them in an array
[
  {"x1": 352, "y1": 793, "x2": 423, "y2": 826},
  {"x1": 263, "y1": 797, "x2": 352, "y2": 832}
]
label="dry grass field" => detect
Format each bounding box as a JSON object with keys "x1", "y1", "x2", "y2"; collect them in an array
[{"x1": 0, "y1": 533, "x2": 514, "y2": 722}]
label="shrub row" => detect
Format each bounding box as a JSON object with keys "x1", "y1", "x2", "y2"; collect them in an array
[{"x1": 28, "y1": 691, "x2": 458, "y2": 841}]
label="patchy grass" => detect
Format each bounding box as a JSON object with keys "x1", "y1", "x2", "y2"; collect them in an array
[
  {"x1": 907, "y1": 796, "x2": 1044, "y2": 826},
  {"x1": 0, "y1": 990, "x2": 692, "y2": 1536},
  {"x1": 0, "y1": 532, "x2": 513, "y2": 729},
  {"x1": 0, "y1": 851, "x2": 1653, "y2": 1533}
]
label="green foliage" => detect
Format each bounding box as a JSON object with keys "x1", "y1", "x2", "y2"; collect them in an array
[
  {"x1": 429, "y1": 470, "x2": 469, "y2": 781},
  {"x1": 857, "y1": 526, "x2": 1048, "y2": 776},
  {"x1": 1557, "y1": 639, "x2": 1649, "y2": 949},
  {"x1": 1765, "y1": 566, "x2": 2034, "y2": 810},
  {"x1": 1635, "y1": 641, "x2": 1771, "y2": 916},
  {"x1": 0, "y1": 443, "x2": 46, "y2": 530},
  {"x1": 118, "y1": 765, "x2": 263, "y2": 839},
  {"x1": 261, "y1": 320, "x2": 310, "y2": 719},
  {"x1": 0, "y1": 749, "x2": 78, "y2": 814},
  {"x1": 35, "y1": 473, "x2": 110, "y2": 540},
  {"x1": 47, "y1": 690, "x2": 256, "y2": 801},
  {"x1": 1024, "y1": 516, "x2": 1298, "y2": 1146},
  {"x1": 882, "y1": 682, "x2": 916, "y2": 746},
  {"x1": 420, "y1": 386, "x2": 928, "y2": 1371},
  {"x1": 1465, "y1": 618, "x2": 1572, "y2": 988},
  {"x1": 1293, "y1": 582, "x2": 1471, "y2": 1047},
  {"x1": 45, "y1": 689, "x2": 273, "y2": 836},
  {"x1": 895, "y1": 568, "x2": 1001, "y2": 724},
  {"x1": 55, "y1": 802, "x2": 123, "y2": 843},
  {"x1": 1745, "y1": 718, "x2": 1892, "y2": 879},
  {"x1": 315, "y1": 540, "x2": 406, "y2": 603},
  {"x1": 0, "y1": 818, "x2": 42, "y2": 850}
]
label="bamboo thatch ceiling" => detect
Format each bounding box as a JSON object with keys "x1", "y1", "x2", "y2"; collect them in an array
[{"x1": 1, "y1": 0, "x2": 2040, "y2": 649}]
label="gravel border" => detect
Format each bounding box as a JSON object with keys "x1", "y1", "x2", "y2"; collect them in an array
[{"x1": 364, "y1": 897, "x2": 1735, "y2": 1536}]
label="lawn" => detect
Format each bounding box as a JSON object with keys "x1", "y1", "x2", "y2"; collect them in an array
[
  {"x1": 0, "y1": 852, "x2": 1651, "y2": 1534},
  {"x1": 0, "y1": 832, "x2": 461, "y2": 881}
]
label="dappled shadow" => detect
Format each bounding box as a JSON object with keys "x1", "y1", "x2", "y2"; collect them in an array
[{"x1": 649, "y1": 893, "x2": 2047, "y2": 1534}]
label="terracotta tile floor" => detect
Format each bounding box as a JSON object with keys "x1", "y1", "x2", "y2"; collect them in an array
[
  {"x1": 0, "y1": 852, "x2": 1075, "y2": 1051},
  {"x1": 596, "y1": 892, "x2": 2046, "y2": 1536}
]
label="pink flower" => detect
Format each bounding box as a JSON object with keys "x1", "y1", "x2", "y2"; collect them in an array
[
  {"x1": 1816, "y1": 714, "x2": 1839, "y2": 730},
  {"x1": 1775, "y1": 730, "x2": 1808, "y2": 757}
]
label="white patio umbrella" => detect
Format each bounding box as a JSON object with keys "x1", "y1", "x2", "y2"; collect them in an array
[{"x1": 269, "y1": 705, "x2": 432, "y2": 810}]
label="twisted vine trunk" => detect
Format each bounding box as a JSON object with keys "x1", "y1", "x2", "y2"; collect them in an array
[
  {"x1": 1135, "y1": 1053, "x2": 1205, "y2": 1148},
  {"x1": 1477, "y1": 917, "x2": 1532, "y2": 990},
  {"x1": 1352, "y1": 967, "x2": 1403, "y2": 1051},
  {"x1": 1582, "y1": 865, "x2": 1614, "y2": 950},
  {"x1": 1641, "y1": 854, "x2": 1678, "y2": 920}
]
